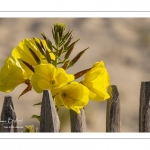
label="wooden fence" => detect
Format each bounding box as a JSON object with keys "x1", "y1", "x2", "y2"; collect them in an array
[{"x1": 0, "y1": 82, "x2": 149, "y2": 132}]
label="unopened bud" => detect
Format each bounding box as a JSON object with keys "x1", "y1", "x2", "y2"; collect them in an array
[
  {"x1": 69, "y1": 47, "x2": 89, "y2": 68},
  {"x1": 61, "y1": 60, "x2": 70, "y2": 70},
  {"x1": 74, "y1": 68, "x2": 91, "y2": 79},
  {"x1": 54, "y1": 22, "x2": 66, "y2": 38},
  {"x1": 65, "y1": 39, "x2": 80, "y2": 59}
]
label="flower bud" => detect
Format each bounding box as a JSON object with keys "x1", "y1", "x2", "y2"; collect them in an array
[
  {"x1": 69, "y1": 47, "x2": 89, "y2": 67},
  {"x1": 61, "y1": 60, "x2": 70, "y2": 70},
  {"x1": 54, "y1": 22, "x2": 66, "y2": 39},
  {"x1": 74, "y1": 68, "x2": 91, "y2": 79},
  {"x1": 65, "y1": 39, "x2": 80, "y2": 59}
]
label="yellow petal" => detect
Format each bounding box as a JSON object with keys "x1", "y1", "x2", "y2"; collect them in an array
[
  {"x1": 49, "y1": 53, "x2": 55, "y2": 61},
  {"x1": 0, "y1": 80, "x2": 18, "y2": 92},
  {"x1": 12, "y1": 38, "x2": 55, "y2": 66},
  {"x1": 58, "y1": 82, "x2": 89, "y2": 114},
  {"x1": 89, "y1": 89, "x2": 110, "y2": 101},
  {"x1": 31, "y1": 64, "x2": 75, "y2": 94},
  {"x1": 0, "y1": 56, "x2": 27, "y2": 92},
  {"x1": 38, "y1": 79, "x2": 50, "y2": 90},
  {"x1": 55, "y1": 68, "x2": 74, "y2": 88},
  {"x1": 12, "y1": 39, "x2": 38, "y2": 66},
  {"x1": 31, "y1": 73, "x2": 44, "y2": 93},
  {"x1": 34, "y1": 64, "x2": 55, "y2": 81},
  {"x1": 82, "y1": 61, "x2": 110, "y2": 102},
  {"x1": 54, "y1": 94, "x2": 62, "y2": 111},
  {"x1": 70, "y1": 107, "x2": 80, "y2": 114}
]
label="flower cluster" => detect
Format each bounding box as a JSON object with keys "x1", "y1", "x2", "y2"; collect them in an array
[{"x1": 0, "y1": 23, "x2": 110, "y2": 114}]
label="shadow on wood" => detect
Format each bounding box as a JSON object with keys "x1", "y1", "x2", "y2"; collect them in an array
[
  {"x1": 0, "y1": 96, "x2": 17, "y2": 132},
  {"x1": 139, "y1": 81, "x2": 150, "y2": 132},
  {"x1": 40, "y1": 90, "x2": 60, "y2": 132},
  {"x1": 70, "y1": 108, "x2": 86, "y2": 132},
  {"x1": 106, "y1": 85, "x2": 120, "y2": 132}
]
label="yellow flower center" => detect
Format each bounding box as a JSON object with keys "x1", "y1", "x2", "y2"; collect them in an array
[
  {"x1": 61, "y1": 92, "x2": 77, "y2": 107},
  {"x1": 62, "y1": 93, "x2": 67, "y2": 98},
  {"x1": 50, "y1": 79, "x2": 55, "y2": 85}
]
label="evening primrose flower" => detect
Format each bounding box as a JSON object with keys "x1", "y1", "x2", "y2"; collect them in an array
[
  {"x1": 31, "y1": 63, "x2": 74, "y2": 93},
  {"x1": 82, "y1": 61, "x2": 110, "y2": 101},
  {"x1": 0, "y1": 56, "x2": 28, "y2": 92},
  {"x1": 11, "y1": 38, "x2": 55, "y2": 66},
  {"x1": 54, "y1": 82, "x2": 89, "y2": 114}
]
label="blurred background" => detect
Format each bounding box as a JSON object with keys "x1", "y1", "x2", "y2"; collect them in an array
[{"x1": 0, "y1": 18, "x2": 150, "y2": 132}]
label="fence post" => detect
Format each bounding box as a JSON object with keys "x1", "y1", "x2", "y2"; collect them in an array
[
  {"x1": 0, "y1": 96, "x2": 17, "y2": 132},
  {"x1": 70, "y1": 108, "x2": 86, "y2": 132},
  {"x1": 139, "y1": 81, "x2": 150, "y2": 132},
  {"x1": 40, "y1": 90, "x2": 60, "y2": 132},
  {"x1": 106, "y1": 85, "x2": 120, "y2": 132}
]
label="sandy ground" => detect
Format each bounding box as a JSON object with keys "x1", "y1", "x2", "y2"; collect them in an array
[{"x1": 0, "y1": 18, "x2": 150, "y2": 132}]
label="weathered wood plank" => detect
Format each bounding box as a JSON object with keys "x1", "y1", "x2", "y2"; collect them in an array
[
  {"x1": 139, "y1": 82, "x2": 150, "y2": 132},
  {"x1": 106, "y1": 85, "x2": 120, "y2": 132},
  {"x1": 40, "y1": 90, "x2": 60, "y2": 132},
  {"x1": 0, "y1": 96, "x2": 17, "y2": 132},
  {"x1": 70, "y1": 108, "x2": 86, "y2": 132}
]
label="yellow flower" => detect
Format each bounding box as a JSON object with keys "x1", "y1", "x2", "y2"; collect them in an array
[
  {"x1": 0, "y1": 56, "x2": 28, "y2": 92},
  {"x1": 82, "y1": 61, "x2": 110, "y2": 101},
  {"x1": 54, "y1": 82, "x2": 89, "y2": 114},
  {"x1": 11, "y1": 38, "x2": 55, "y2": 66},
  {"x1": 31, "y1": 64, "x2": 74, "y2": 93}
]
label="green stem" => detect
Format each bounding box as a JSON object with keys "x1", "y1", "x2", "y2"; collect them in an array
[{"x1": 54, "y1": 44, "x2": 59, "y2": 67}]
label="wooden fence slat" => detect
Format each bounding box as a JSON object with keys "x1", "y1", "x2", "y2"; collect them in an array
[
  {"x1": 40, "y1": 90, "x2": 60, "y2": 132},
  {"x1": 0, "y1": 96, "x2": 17, "y2": 132},
  {"x1": 70, "y1": 108, "x2": 86, "y2": 132},
  {"x1": 106, "y1": 85, "x2": 120, "y2": 132},
  {"x1": 139, "y1": 82, "x2": 150, "y2": 132}
]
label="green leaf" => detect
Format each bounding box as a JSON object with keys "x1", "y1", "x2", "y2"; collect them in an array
[
  {"x1": 63, "y1": 35, "x2": 73, "y2": 49},
  {"x1": 52, "y1": 28, "x2": 55, "y2": 42},
  {"x1": 33, "y1": 102, "x2": 42, "y2": 107},
  {"x1": 55, "y1": 32, "x2": 60, "y2": 45},
  {"x1": 58, "y1": 46, "x2": 64, "y2": 57},
  {"x1": 31, "y1": 115, "x2": 40, "y2": 121},
  {"x1": 62, "y1": 30, "x2": 72, "y2": 42},
  {"x1": 25, "y1": 125, "x2": 35, "y2": 132}
]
